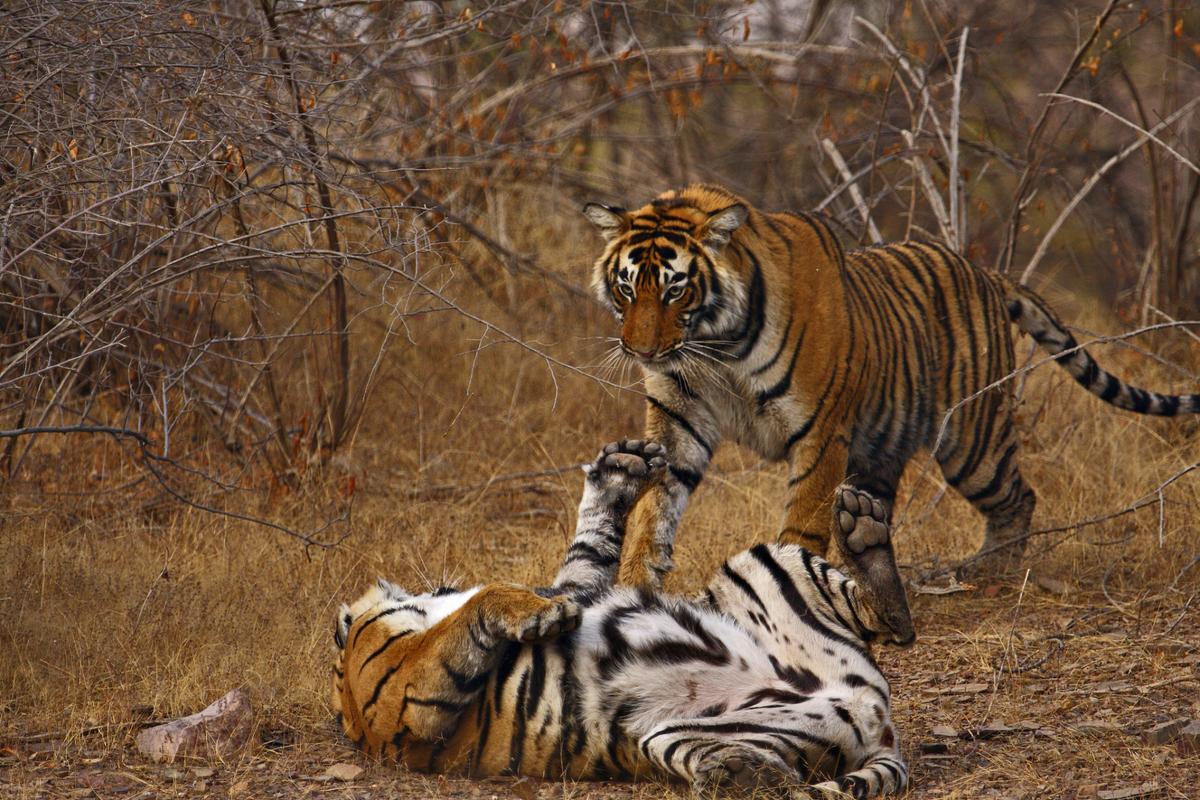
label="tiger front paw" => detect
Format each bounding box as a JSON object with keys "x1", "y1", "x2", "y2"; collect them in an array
[{"x1": 499, "y1": 594, "x2": 582, "y2": 644}]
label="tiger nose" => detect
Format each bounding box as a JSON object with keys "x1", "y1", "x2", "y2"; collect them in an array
[{"x1": 632, "y1": 346, "x2": 658, "y2": 358}]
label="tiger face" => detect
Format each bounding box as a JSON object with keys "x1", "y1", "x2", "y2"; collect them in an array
[{"x1": 584, "y1": 196, "x2": 748, "y2": 363}]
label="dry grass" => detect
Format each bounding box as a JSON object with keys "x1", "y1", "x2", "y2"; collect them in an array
[{"x1": 2, "y1": 206, "x2": 1199, "y2": 798}]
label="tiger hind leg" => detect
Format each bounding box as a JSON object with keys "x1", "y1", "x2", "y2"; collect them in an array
[
  {"x1": 549, "y1": 439, "x2": 668, "y2": 598},
  {"x1": 807, "y1": 750, "x2": 909, "y2": 799},
  {"x1": 937, "y1": 408, "x2": 1037, "y2": 580},
  {"x1": 831, "y1": 484, "x2": 914, "y2": 646}
]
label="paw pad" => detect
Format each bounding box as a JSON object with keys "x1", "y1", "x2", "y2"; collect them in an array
[
  {"x1": 835, "y1": 485, "x2": 891, "y2": 554},
  {"x1": 585, "y1": 440, "x2": 667, "y2": 483}
]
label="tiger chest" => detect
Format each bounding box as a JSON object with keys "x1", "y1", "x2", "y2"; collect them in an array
[{"x1": 709, "y1": 377, "x2": 814, "y2": 463}]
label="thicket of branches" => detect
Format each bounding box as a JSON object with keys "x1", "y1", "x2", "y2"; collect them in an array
[{"x1": 2, "y1": 0, "x2": 1197, "y2": 528}]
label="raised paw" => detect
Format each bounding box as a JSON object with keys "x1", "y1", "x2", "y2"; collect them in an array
[
  {"x1": 487, "y1": 590, "x2": 583, "y2": 644},
  {"x1": 834, "y1": 485, "x2": 891, "y2": 555},
  {"x1": 692, "y1": 747, "x2": 792, "y2": 797},
  {"x1": 582, "y1": 439, "x2": 668, "y2": 505}
]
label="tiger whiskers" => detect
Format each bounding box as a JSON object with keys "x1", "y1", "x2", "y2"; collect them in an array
[{"x1": 676, "y1": 344, "x2": 734, "y2": 396}]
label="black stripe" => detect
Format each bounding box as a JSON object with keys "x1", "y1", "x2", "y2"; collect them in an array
[
  {"x1": 801, "y1": 549, "x2": 859, "y2": 636},
  {"x1": 1158, "y1": 394, "x2": 1180, "y2": 416},
  {"x1": 357, "y1": 630, "x2": 413, "y2": 675},
  {"x1": 350, "y1": 607, "x2": 400, "y2": 649},
  {"x1": 605, "y1": 702, "x2": 634, "y2": 778},
  {"x1": 729, "y1": 244, "x2": 767, "y2": 358},
  {"x1": 719, "y1": 563, "x2": 768, "y2": 612},
  {"x1": 646, "y1": 396, "x2": 712, "y2": 458},
  {"x1": 756, "y1": 323, "x2": 806, "y2": 406},
  {"x1": 360, "y1": 660, "x2": 403, "y2": 716},
  {"x1": 833, "y1": 703, "x2": 864, "y2": 745},
  {"x1": 525, "y1": 646, "x2": 547, "y2": 722},
  {"x1": 442, "y1": 660, "x2": 489, "y2": 694},
  {"x1": 505, "y1": 666, "x2": 531, "y2": 774},
  {"x1": 640, "y1": 719, "x2": 836, "y2": 751},
  {"x1": 564, "y1": 541, "x2": 618, "y2": 569},
  {"x1": 750, "y1": 312, "x2": 795, "y2": 376},
  {"x1": 844, "y1": 672, "x2": 890, "y2": 704},
  {"x1": 964, "y1": 441, "x2": 1018, "y2": 502},
  {"x1": 749, "y1": 545, "x2": 871, "y2": 658},
  {"x1": 491, "y1": 641, "x2": 521, "y2": 711},
  {"x1": 1098, "y1": 371, "x2": 1121, "y2": 402},
  {"x1": 1128, "y1": 386, "x2": 1151, "y2": 413},
  {"x1": 669, "y1": 464, "x2": 701, "y2": 491}
]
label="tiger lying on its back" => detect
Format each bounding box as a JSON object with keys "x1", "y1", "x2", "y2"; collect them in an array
[
  {"x1": 583, "y1": 184, "x2": 1200, "y2": 639},
  {"x1": 333, "y1": 441, "x2": 909, "y2": 798}
]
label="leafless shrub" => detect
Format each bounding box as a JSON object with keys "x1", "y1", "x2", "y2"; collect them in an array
[{"x1": 1, "y1": 0, "x2": 1197, "y2": 545}]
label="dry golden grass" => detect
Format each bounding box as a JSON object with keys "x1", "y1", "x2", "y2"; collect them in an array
[{"x1": 2, "y1": 211, "x2": 1199, "y2": 799}]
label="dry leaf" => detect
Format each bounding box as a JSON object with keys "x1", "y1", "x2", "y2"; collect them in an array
[
  {"x1": 323, "y1": 762, "x2": 363, "y2": 782},
  {"x1": 1097, "y1": 783, "x2": 1158, "y2": 800}
]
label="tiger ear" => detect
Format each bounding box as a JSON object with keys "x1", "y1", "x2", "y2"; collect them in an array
[
  {"x1": 376, "y1": 577, "x2": 408, "y2": 599},
  {"x1": 703, "y1": 203, "x2": 748, "y2": 248},
  {"x1": 334, "y1": 603, "x2": 352, "y2": 649},
  {"x1": 583, "y1": 202, "x2": 629, "y2": 241}
]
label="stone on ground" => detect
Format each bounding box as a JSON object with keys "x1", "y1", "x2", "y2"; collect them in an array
[{"x1": 135, "y1": 689, "x2": 253, "y2": 763}]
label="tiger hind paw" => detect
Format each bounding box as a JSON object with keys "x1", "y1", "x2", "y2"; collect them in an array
[{"x1": 582, "y1": 439, "x2": 668, "y2": 507}]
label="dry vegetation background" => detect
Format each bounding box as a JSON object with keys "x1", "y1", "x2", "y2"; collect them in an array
[{"x1": 2, "y1": 0, "x2": 1199, "y2": 798}]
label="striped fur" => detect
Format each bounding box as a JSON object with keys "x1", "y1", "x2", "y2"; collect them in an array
[
  {"x1": 584, "y1": 184, "x2": 1200, "y2": 610},
  {"x1": 333, "y1": 442, "x2": 909, "y2": 798}
]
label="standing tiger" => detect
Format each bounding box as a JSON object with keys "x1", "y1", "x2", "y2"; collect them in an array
[
  {"x1": 584, "y1": 184, "x2": 1200, "y2": 640},
  {"x1": 333, "y1": 440, "x2": 910, "y2": 798}
]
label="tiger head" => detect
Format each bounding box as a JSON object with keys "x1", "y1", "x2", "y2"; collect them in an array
[
  {"x1": 332, "y1": 579, "x2": 475, "y2": 752},
  {"x1": 584, "y1": 185, "x2": 750, "y2": 365}
]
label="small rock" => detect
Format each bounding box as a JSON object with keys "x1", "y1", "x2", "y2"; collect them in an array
[
  {"x1": 977, "y1": 720, "x2": 1012, "y2": 738},
  {"x1": 1033, "y1": 573, "x2": 1070, "y2": 596},
  {"x1": 1141, "y1": 718, "x2": 1187, "y2": 746},
  {"x1": 931, "y1": 725, "x2": 959, "y2": 738},
  {"x1": 191, "y1": 766, "x2": 215, "y2": 779},
  {"x1": 135, "y1": 689, "x2": 252, "y2": 764},
  {"x1": 323, "y1": 763, "x2": 363, "y2": 782},
  {"x1": 1096, "y1": 783, "x2": 1158, "y2": 800},
  {"x1": 1074, "y1": 719, "x2": 1123, "y2": 734},
  {"x1": 1175, "y1": 720, "x2": 1200, "y2": 755}
]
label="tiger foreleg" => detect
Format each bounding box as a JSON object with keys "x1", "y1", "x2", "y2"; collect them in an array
[
  {"x1": 551, "y1": 440, "x2": 668, "y2": 598},
  {"x1": 383, "y1": 587, "x2": 580, "y2": 743},
  {"x1": 619, "y1": 394, "x2": 717, "y2": 590}
]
